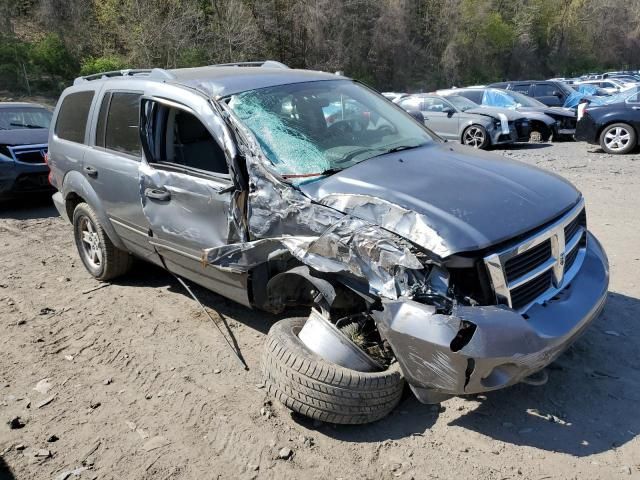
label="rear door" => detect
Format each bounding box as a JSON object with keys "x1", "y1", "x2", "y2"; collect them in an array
[
  {"x1": 138, "y1": 93, "x2": 250, "y2": 306},
  {"x1": 85, "y1": 89, "x2": 151, "y2": 257}
]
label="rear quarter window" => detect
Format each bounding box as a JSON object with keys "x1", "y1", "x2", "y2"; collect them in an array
[{"x1": 54, "y1": 91, "x2": 95, "y2": 143}]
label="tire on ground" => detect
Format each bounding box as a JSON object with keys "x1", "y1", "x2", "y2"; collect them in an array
[
  {"x1": 599, "y1": 122, "x2": 637, "y2": 154},
  {"x1": 462, "y1": 124, "x2": 490, "y2": 149},
  {"x1": 73, "y1": 202, "x2": 133, "y2": 281},
  {"x1": 262, "y1": 317, "x2": 405, "y2": 424}
]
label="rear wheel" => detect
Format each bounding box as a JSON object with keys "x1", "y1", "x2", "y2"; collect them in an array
[
  {"x1": 599, "y1": 123, "x2": 637, "y2": 154},
  {"x1": 462, "y1": 125, "x2": 490, "y2": 149},
  {"x1": 262, "y1": 317, "x2": 405, "y2": 424},
  {"x1": 73, "y1": 202, "x2": 132, "y2": 281}
]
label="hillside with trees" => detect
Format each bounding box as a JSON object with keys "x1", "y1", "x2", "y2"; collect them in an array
[{"x1": 1, "y1": 0, "x2": 639, "y2": 96}]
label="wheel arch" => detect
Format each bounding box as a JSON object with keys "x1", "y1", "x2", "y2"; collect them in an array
[{"x1": 61, "y1": 170, "x2": 127, "y2": 250}]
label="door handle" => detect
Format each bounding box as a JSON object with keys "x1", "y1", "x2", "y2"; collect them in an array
[
  {"x1": 632, "y1": 106, "x2": 640, "y2": 110},
  {"x1": 84, "y1": 166, "x2": 98, "y2": 178},
  {"x1": 144, "y1": 187, "x2": 171, "y2": 201}
]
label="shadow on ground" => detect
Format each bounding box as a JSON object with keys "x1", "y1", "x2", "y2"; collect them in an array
[
  {"x1": 113, "y1": 260, "x2": 278, "y2": 335},
  {"x1": 0, "y1": 457, "x2": 15, "y2": 480},
  {"x1": 301, "y1": 292, "x2": 640, "y2": 455},
  {"x1": 0, "y1": 195, "x2": 57, "y2": 220}
]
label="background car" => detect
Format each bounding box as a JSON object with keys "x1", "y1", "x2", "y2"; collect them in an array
[
  {"x1": 488, "y1": 80, "x2": 576, "y2": 107},
  {"x1": 575, "y1": 89, "x2": 640, "y2": 154},
  {"x1": 574, "y1": 79, "x2": 628, "y2": 95},
  {"x1": 438, "y1": 87, "x2": 576, "y2": 141},
  {"x1": 397, "y1": 93, "x2": 530, "y2": 148},
  {"x1": 0, "y1": 102, "x2": 53, "y2": 200}
]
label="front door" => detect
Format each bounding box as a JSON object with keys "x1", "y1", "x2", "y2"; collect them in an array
[
  {"x1": 138, "y1": 96, "x2": 250, "y2": 306},
  {"x1": 421, "y1": 97, "x2": 459, "y2": 140}
]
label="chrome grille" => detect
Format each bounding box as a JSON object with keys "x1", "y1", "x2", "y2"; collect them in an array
[
  {"x1": 504, "y1": 239, "x2": 551, "y2": 283},
  {"x1": 484, "y1": 200, "x2": 587, "y2": 313},
  {"x1": 8, "y1": 144, "x2": 47, "y2": 164}
]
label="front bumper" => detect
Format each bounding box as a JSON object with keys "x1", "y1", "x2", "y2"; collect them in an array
[
  {"x1": 373, "y1": 232, "x2": 609, "y2": 402},
  {"x1": 0, "y1": 162, "x2": 53, "y2": 199}
]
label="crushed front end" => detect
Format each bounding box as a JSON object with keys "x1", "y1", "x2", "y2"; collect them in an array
[{"x1": 373, "y1": 201, "x2": 609, "y2": 403}]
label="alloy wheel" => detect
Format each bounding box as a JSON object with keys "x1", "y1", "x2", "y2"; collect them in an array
[
  {"x1": 604, "y1": 126, "x2": 631, "y2": 152},
  {"x1": 463, "y1": 127, "x2": 486, "y2": 148},
  {"x1": 79, "y1": 216, "x2": 103, "y2": 269}
]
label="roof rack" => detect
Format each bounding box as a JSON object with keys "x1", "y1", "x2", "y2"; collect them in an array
[
  {"x1": 210, "y1": 60, "x2": 289, "y2": 69},
  {"x1": 73, "y1": 68, "x2": 175, "y2": 86}
]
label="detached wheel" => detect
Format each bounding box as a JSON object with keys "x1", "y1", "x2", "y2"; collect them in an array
[
  {"x1": 262, "y1": 317, "x2": 405, "y2": 424},
  {"x1": 73, "y1": 202, "x2": 132, "y2": 281},
  {"x1": 462, "y1": 125, "x2": 490, "y2": 149},
  {"x1": 600, "y1": 123, "x2": 637, "y2": 154}
]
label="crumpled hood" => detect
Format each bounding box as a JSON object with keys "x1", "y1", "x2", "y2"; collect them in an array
[
  {"x1": 465, "y1": 107, "x2": 524, "y2": 121},
  {"x1": 300, "y1": 142, "x2": 581, "y2": 257},
  {"x1": 0, "y1": 129, "x2": 49, "y2": 146}
]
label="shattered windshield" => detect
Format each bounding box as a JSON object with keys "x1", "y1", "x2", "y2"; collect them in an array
[
  {"x1": 227, "y1": 80, "x2": 433, "y2": 183},
  {"x1": 0, "y1": 107, "x2": 52, "y2": 130},
  {"x1": 446, "y1": 95, "x2": 478, "y2": 112}
]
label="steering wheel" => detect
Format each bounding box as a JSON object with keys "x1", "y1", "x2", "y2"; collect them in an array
[{"x1": 327, "y1": 118, "x2": 366, "y2": 135}]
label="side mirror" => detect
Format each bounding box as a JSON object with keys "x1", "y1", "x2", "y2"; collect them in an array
[
  {"x1": 552, "y1": 90, "x2": 563, "y2": 98},
  {"x1": 407, "y1": 110, "x2": 424, "y2": 123},
  {"x1": 442, "y1": 106, "x2": 455, "y2": 115}
]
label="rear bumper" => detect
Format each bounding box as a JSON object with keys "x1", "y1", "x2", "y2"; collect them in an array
[
  {"x1": 374, "y1": 232, "x2": 609, "y2": 402},
  {"x1": 52, "y1": 191, "x2": 69, "y2": 222}
]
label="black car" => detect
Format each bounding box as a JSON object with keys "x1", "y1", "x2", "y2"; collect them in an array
[
  {"x1": 0, "y1": 102, "x2": 53, "y2": 199},
  {"x1": 575, "y1": 90, "x2": 640, "y2": 154},
  {"x1": 488, "y1": 80, "x2": 575, "y2": 108}
]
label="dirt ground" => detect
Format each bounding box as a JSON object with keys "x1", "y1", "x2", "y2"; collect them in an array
[{"x1": 1, "y1": 140, "x2": 639, "y2": 480}]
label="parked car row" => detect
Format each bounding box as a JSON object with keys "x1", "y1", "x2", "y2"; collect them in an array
[{"x1": 383, "y1": 68, "x2": 640, "y2": 154}]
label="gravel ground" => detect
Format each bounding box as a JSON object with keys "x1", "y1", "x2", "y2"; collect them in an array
[{"x1": 1, "y1": 140, "x2": 639, "y2": 480}]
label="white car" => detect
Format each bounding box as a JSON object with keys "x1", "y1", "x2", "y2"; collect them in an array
[{"x1": 575, "y1": 79, "x2": 627, "y2": 95}]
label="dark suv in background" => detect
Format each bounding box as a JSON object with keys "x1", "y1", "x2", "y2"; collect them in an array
[
  {"x1": 489, "y1": 80, "x2": 575, "y2": 107},
  {"x1": 0, "y1": 102, "x2": 54, "y2": 200}
]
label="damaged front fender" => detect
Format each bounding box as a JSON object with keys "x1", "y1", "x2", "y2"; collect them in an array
[{"x1": 373, "y1": 233, "x2": 609, "y2": 401}]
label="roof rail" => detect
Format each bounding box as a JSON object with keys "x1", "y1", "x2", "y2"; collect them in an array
[
  {"x1": 73, "y1": 68, "x2": 175, "y2": 86},
  {"x1": 210, "y1": 60, "x2": 289, "y2": 69}
]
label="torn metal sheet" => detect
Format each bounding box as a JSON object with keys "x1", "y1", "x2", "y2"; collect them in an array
[{"x1": 317, "y1": 193, "x2": 449, "y2": 258}]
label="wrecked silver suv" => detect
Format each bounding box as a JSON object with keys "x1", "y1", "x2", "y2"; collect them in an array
[{"x1": 48, "y1": 62, "x2": 609, "y2": 424}]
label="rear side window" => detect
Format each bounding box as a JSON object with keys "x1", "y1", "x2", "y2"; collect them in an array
[
  {"x1": 511, "y1": 84, "x2": 531, "y2": 94},
  {"x1": 534, "y1": 84, "x2": 558, "y2": 97},
  {"x1": 54, "y1": 91, "x2": 95, "y2": 143},
  {"x1": 102, "y1": 92, "x2": 142, "y2": 157}
]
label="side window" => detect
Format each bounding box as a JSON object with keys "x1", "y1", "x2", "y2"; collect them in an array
[
  {"x1": 141, "y1": 100, "x2": 229, "y2": 176},
  {"x1": 535, "y1": 84, "x2": 557, "y2": 97},
  {"x1": 54, "y1": 91, "x2": 95, "y2": 143},
  {"x1": 461, "y1": 90, "x2": 483, "y2": 104},
  {"x1": 398, "y1": 97, "x2": 422, "y2": 111},
  {"x1": 627, "y1": 92, "x2": 640, "y2": 103},
  {"x1": 422, "y1": 98, "x2": 440, "y2": 112},
  {"x1": 512, "y1": 84, "x2": 531, "y2": 94},
  {"x1": 104, "y1": 92, "x2": 142, "y2": 157}
]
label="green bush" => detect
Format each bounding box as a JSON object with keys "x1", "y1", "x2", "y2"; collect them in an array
[{"x1": 80, "y1": 56, "x2": 128, "y2": 76}]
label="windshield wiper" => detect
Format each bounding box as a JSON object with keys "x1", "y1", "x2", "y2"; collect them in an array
[
  {"x1": 9, "y1": 122, "x2": 44, "y2": 129},
  {"x1": 281, "y1": 167, "x2": 343, "y2": 180}
]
